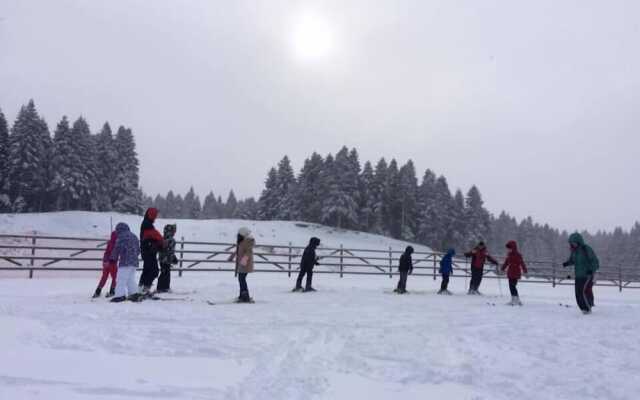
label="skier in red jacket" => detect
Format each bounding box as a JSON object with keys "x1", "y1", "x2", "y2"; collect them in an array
[
  {"x1": 464, "y1": 241, "x2": 498, "y2": 295},
  {"x1": 139, "y1": 207, "x2": 165, "y2": 295},
  {"x1": 92, "y1": 230, "x2": 118, "y2": 298},
  {"x1": 501, "y1": 240, "x2": 528, "y2": 306}
]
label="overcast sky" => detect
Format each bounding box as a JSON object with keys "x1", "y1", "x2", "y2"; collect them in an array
[{"x1": 1, "y1": 0, "x2": 639, "y2": 232}]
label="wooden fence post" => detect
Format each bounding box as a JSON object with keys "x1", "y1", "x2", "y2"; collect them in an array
[
  {"x1": 433, "y1": 255, "x2": 437, "y2": 280},
  {"x1": 288, "y1": 242, "x2": 292, "y2": 278},
  {"x1": 619, "y1": 265, "x2": 623, "y2": 292},
  {"x1": 388, "y1": 247, "x2": 393, "y2": 278},
  {"x1": 552, "y1": 261, "x2": 556, "y2": 288},
  {"x1": 29, "y1": 236, "x2": 36, "y2": 279},
  {"x1": 340, "y1": 244, "x2": 344, "y2": 278},
  {"x1": 178, "y1": 236, "x2": 184, "y2": 277}
]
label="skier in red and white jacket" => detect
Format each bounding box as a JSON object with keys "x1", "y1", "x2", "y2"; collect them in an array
[{"x1": 501, "y1": 240, "x2": 528, "y2": 306}]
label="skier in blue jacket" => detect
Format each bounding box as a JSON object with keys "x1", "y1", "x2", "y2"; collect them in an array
[{"x1": 438, "y1": 249, "x2": 455, "y2": 295}]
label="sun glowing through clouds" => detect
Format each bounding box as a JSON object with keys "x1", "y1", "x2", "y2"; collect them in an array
[{"x1": 292, "y1": 13, "x2": 334, "y2": 62}]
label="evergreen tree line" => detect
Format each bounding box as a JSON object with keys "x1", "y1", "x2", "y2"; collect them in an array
[
  {"x1": 148, "y1": 187, "x2": 258, "y2": 220},
  {"x1": 0, "y1": 100, "x2": 144, "y2": 214}
]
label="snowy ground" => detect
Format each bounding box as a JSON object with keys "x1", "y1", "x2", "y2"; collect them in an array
[{"x1": 1, "y1": 273, "x2": 639, "y2": 400}]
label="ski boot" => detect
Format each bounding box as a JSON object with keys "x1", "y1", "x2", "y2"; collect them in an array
[
  {"x1": 237, "y1": 291, "x2": 253, "y2": 303},
  {"x1": 110, "y1": 296, "x2": 126, "y2": 303},
  {"x1": 303, "y1": 287, "x2": 317, "y2": 293},
  {"x1": 445, "y1": 290, "x2": 453, "y2": 295},
  {"x1": 292, "y1": 286, "x2": 303, "y2": 292},
  {"x1": 92, "y1": 287, "x2": 102, "y2": 299},
  {"x1": 105, "y1": 287, "x2": 115, "y2": 298},
  {"x1": 128, "y1": 293, "x2": 144, "y2": 302},
  {"x1": 467, "y1": 289, "x2": 476, "y2": 295}
]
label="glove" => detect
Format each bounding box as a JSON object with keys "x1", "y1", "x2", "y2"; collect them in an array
[{"x1": 562, "y1": 262, "x2": 570, "y2": 267}]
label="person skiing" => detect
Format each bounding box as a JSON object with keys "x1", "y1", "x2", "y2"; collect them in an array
[
  {"x1": 394, "y1": 246, "x2": 414, "y2": 294},
  {"x1": 438, "y1": 248, "x2": 455, "y2": 295},
  {"x1": 501, "y1": 240, "x2": 528, "y2": 306},
  {"x1": 92, "y1": 230, "x2": 118, "y2": 298},
  {"x1": 562, "y1": 233, "x2": 600, "y2": 314},
  {"x1": 156, "y1": 224, "x2": 178, "y2": 293},
  {"x1": 109, "y1": 222, "x2": 142, "y2": 303},
  {"x1": 293, "y1": 237, "x2": 321, "y2": 292},
  {"x1": 139, "y1": 207, "x2": 164, "y2": 296},
  {"x1": 464, "y1": 241, "x2": 498, "y2": 295},
  {"x1": 228, "y1": 227, "x2": 255, "y2": 303}
]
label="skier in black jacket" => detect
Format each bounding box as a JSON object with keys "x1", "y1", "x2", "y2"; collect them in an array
[
  {"x1": 293, "y1": 237, "x2": 321, "y2": 292},
  {"x1": 394, "y1": 246, "x2": 414, "y2": 294}
]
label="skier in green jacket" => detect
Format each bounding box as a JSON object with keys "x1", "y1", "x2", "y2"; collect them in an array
[{"x1": 562, "y1": 233, "x2": 599, "y2": 314}]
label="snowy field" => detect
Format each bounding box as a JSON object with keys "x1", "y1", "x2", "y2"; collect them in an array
[{"x1": 1, "y1": 273, "x2": 639, "y2": 400}]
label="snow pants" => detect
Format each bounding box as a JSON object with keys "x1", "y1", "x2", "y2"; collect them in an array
[
  {"x1": 469, "y1": 267, "x2": 484, "y2": 291},
  {"x1": 575, "y1": 275, "x2": 594, "y2": 311},
  {"x1": 157, "y1": 262, "x2": 172, "y2": 292},
  {"x1": 508, "y1": 278, "x2": 519, "y2": 297},
  {"x1": 238, "y1": 272, "x2": 250, "y2": 299},
  {"x1": 397, "y1": 271, "x2": 408, "y2": 292},
  {"x1": 139, "y1": 253, "x2": 159, "y2": 289},
  {"x1": 115, "y1": 266, "x2": 138, "y2": 298},
  {"x1": 97, "y1": 262, "x2": 117, "y2": 290},
  {"x1": 440, "y1": 273, "x2": 450, "y2": 291},
  {"x1": 295, "y1": 266, "x2": 314, "y2": 289}
]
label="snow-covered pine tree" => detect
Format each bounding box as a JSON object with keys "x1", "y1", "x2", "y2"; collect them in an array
[
  {"x1": 257, "y1": 167, "x2": 279, "y2": 220},
  {"x1": 225, "y1": 190, "x2": 238, "y2": 218},
  {"x1": 0, "y1": 109, "x2": 10, "y2": 211},
  {"x1": 321, "y1": 148, "x2": 360, "y2": 229},
  {"x1": 384, "y1": 159, "x2": 403, "y2": 239},
  {"x1": 397, "y1": 160, "x2": 418, "y2": 240},
  {"x1": 6, "y1": 100, "x2": 50, "y2": 212},
  {"x1": 173, "y1": 194, "x2": 185, "y2": 218},
  {"x1": 233, "y1": 197, "x2": 258, "y2": 220},
  {"x1": 153, "y1": 194, "x2": 167, "y2": 214},
  {"x1": 183, "y1": 186, "x2": 202, "y2": 219},
  {"x1": 370, "y1": 158, "x2": 389, "y2": 235},
  {"x1": 72, "y1": 117, "x2": 99, "y2": 210},
  {"x1": 49, "y1": 116, "x2": 82, "y2": 210},
  {"x1": 451, "y1": 189, "x2": 467, "y2": 250},
  {"x1": 433, "y1": 175, "x2": 458, "y2": 250},
  {"x1": 164, "y1": 190, "x2": 177, "y2": 217},
  {"x1": 112, "y1": 126, "x2": 142, "y2": 213},
  {"x1": 416, "y1": 169, "x2": 438, "y2": 247},
  {"x1": 94, "y1": 122, "x2": 118, "y2": 210},
  {"x1": 201, "y1": 191, "x2": 219, "y2": 219},
  {"x1": 293, "y1": 152, "x2": 324, "y2": 223},
  {"x1": 357, "y1": 161, "x2": 376, "y2": 232},
  {"x1": 274, "y1": 156, "x2": 297, "y2": 220},
  {"x1": 464, "y1": 185, "x2": 491, "y2": 246}
]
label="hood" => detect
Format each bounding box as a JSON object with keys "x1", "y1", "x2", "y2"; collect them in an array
[
  {"x1": 568, "y1": 232, "x2": 585, "y2": 246},
  {"x1": 309, "y1": 237, "x2": 321, "y2": 247},
  {"x1": 506, "y1": 240, "x2": 518, "y2": 251},
  {"x1": 238, "y1": 226, "x2": 252, "y2": 239},
  {"x1": 115, "y1": 222, "x2": 130, "y2": 234},
  {"x1": 446, "y1": 248, "x2": 455, "y2": 257},
  {"x1": 144, "y1": 207, "x2": 158, "y2": 222},
  {"x1": 405, "y1": 246, "x2": 414, "y2": 255},
  {"x1": 164, "y1": 224, "x2": 177, "y2": 238},
  {"x1": 476, "y1": 241, "x2": 486, "y2": 249}
]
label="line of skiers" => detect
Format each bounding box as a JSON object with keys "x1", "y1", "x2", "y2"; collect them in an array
[{"x1": 94, "y1": 208, "x2": 601, "y2": 313}]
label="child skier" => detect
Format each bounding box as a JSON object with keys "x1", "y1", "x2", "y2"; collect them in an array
[
  {"x1": 139, "y1": 207, "x2": 164, "y2": 295},
  {"x1": 464, "y1": 241, "x2": 498, "y2": 295},
  {"x1": 109, "y1": 222, "x2": 142, "y2": 303},
  {"x1": 562, "y1": 233, "x2": 600, "y2": 314},
  {"x1": 228, "y1": 227, "x2": 255, "y2": 303},
  {"x1": 293, "y1": 237, "x2": 321, "y2": 292},
  {"x1": 501, "y1": 241, "x2": 528, "y2": 306},
  {"x1": 92, "y1": 230, "x2": 118, "y2": 298},
  {"x1": 438, "y1": 248, "x2": 455, "y2": 295},
  {"x1": 156, "y1": 224, "x2": 178, "y2": 293},
  {"x1": 394, "y1": 246, "x2": 414, "y2": 294}
]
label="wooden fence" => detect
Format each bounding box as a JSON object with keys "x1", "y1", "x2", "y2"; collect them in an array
[{"x1": 1, "y1": 234, "x2": 639, "y2": 291}]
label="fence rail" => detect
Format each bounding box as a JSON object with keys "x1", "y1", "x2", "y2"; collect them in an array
[{"x1": 1, "y1": 233, "x2": 639, "y2": 291}]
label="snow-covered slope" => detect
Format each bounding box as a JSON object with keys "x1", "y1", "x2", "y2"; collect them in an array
[
  {"x1": 0, "y1": 211, "x2": 431, "y2": 251},
  {"x1": 0, "y1": 274, "x2": 638, "y2": 400}
]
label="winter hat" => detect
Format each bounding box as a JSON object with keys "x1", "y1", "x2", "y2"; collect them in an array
[
  {"x1": 238, "y1": 227, "x2": 252, "y2": 239},
  {"x1": 164, "y1": 224, "x2": 177, "y2": 237},
  {"x1": 115, "y1": 222, "x2": 130, "y2": 234},
  {"x1": 309, "y1": 237, "x2": 321, "y2": 247},
  {"x1": 145, "y1": 208, "x2": 159, "y2": 221},
  {"x1": 405, "y1": 246, "x2": 414, "y2": 254}
]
